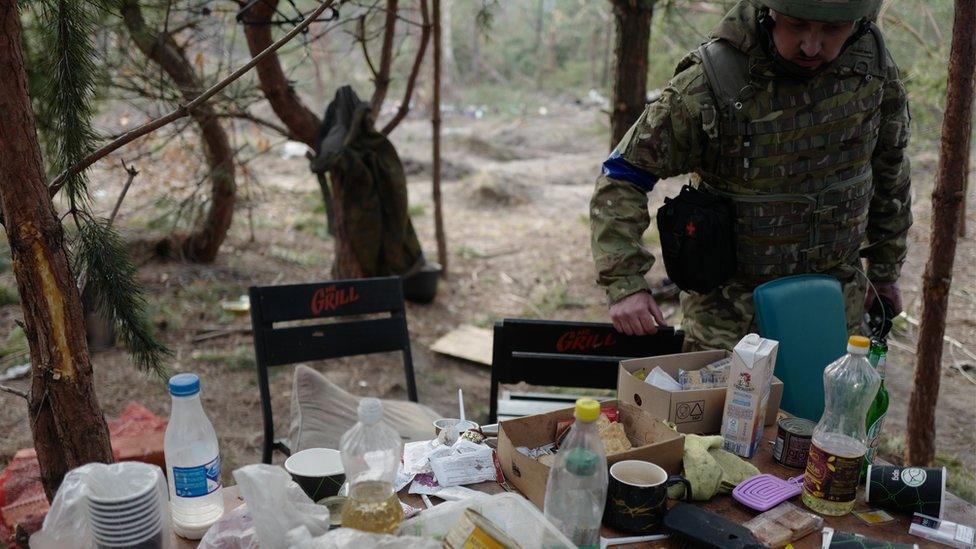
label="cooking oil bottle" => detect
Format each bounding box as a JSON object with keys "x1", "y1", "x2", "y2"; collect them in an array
[
  {"x1": 339, "y1": 398, "x2": 404, "y2": 533},
  {"x1": 802, "y1": 336, "x2": 880, "y2": 516}
]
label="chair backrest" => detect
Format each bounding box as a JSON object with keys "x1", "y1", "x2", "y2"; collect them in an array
[
  {"x1": 753, "y1": 274, "x2": 848, "y2": 421},
  {"x1": 489, "y1": 319, "x2": 684, "y2": 422},
  {"x1": 249, "y1": 277, "x2": 416, "y2": 463}
]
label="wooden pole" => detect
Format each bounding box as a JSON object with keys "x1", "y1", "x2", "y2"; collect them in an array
[
  {"x1": 905, "y1": 0, "x2": 975, "y2": 467},
  {"x1": 431, "y1": 0, "x2": 448, "y2": 276}
]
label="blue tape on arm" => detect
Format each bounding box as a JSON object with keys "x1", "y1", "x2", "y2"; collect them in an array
[{"x1": 601, "y1": 152, "x2": 659, "y2": 193}]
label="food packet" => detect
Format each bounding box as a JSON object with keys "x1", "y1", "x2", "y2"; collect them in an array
[{"x1": 743, "y1": 502, "x2": 823, "y2": 548}]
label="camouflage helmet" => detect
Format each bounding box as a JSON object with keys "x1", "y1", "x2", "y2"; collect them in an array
[{"x1": 761, "y1": 0, "x2": 882, "y2": 22}]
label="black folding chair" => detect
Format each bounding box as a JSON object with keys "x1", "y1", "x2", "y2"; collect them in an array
[
  {"x1": 489, "y1": 319, "x2": 684, "y2": 423},
  {"x1": 249, "y1": 276, "x2": 418, "y2": 463}
]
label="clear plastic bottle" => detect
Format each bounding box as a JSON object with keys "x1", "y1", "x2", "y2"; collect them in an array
[
  {"x1": 543, "y1": 398, "x2": 608, "y2": 549},
  {"x1": 802, "y1": 336, "x2": 880, "y2": 516},
  {"x1": 339, "y1": 398, "x2": 404, "y2": 534},
  {"x1": 164, "y1": 373, "x2": 224, "y2": 539}
]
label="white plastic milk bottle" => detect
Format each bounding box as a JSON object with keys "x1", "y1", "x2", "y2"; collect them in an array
[{"x1": 164, "y1": 373, "x2": 224, "y2": 539}]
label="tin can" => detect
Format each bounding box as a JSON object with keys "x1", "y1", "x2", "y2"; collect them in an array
[{"x1": 773, "y1": 417, "x2": 815, "y2": 468}]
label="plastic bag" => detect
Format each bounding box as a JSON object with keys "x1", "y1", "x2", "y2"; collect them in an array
[
  {"x1": 288, "y1": 526, "x2": 441, "y2": 549},
  {"x1": 233, "y1": 464, "x2": 330, "y2": 549},
  {"x1": 743, "y1": 501, "x2": 823, "y2": 548},
  {"x1": 31, "y1": 461, "x2": 172, "y2": 549},
  {"x1": 400, "y1": 492, "x2": 574, "y2": 549},
  {"x1": 198, "y1": 504, "x2": 257, "y2": 549}
]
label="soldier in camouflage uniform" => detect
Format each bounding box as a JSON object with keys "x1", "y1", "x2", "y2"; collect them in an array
[{"x1": 590, "y1": 0, "x2": 912, "y2": 351}]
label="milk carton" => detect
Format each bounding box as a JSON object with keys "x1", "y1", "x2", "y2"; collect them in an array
[{"x1": 721, "y1": 334, "x2": 779, "y2": 458}]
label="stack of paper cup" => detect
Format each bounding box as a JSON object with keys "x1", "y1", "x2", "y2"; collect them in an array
[{"x1": 86, "y1": 472, "x2": 164, "y2": 549}]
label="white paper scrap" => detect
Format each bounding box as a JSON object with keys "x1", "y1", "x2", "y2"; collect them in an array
[{"x1": 429, "y1": 445, "x2": 496, "y2": 487}]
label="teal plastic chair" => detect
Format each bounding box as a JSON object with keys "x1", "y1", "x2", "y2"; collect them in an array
[{"x1": 753, "y1": 274, "x2": 849, "y2": 421}]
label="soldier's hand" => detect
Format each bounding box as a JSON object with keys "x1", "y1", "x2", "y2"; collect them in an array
[
  {"x1": 610, "y1": 291, "x2": 668, "y2": 336},
  {"x1": 864, "y1": 282, "x2": 903, "y2": 315}
]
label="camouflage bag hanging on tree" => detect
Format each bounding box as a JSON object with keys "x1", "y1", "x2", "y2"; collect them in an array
[{"x1": 309, "y1": 86, "x2": 425, "y2": 280}]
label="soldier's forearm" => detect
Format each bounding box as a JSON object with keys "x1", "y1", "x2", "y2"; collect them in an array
[{"x1": 590, "y1": 174, "x2": 656, "y2": 303}]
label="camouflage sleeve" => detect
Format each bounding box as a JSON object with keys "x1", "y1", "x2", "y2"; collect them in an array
[
  {"x1": 863, "y1": 63, "x2": 912, "y2": 284},
  {"x1": 590, "y1": 62, "x2": 710, "y2": 304}
]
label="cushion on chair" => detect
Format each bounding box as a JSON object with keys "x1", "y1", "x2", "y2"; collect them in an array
[
  {"x1": 753, "y1": 274, "x2": 848, "y2": 421},
  {"x1": 290, "y1": 365, "x2": 442, "y2": 451}
]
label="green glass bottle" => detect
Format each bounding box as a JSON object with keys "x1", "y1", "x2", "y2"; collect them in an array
[{"x1": 861, "y1": 338, "x2": 889, "y2": 479}]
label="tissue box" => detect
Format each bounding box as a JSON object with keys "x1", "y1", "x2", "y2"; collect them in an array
[
  {"x1": 497, "y1": 400, "x2": 683, "y2": 509},
  {"x1": 618, "y1": 350, "x2": 783, "y2": 434}
]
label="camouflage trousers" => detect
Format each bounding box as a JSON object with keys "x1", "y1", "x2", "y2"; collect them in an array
[{"x1": 679, "y1": 274, "x2": 867, "y2": 352}]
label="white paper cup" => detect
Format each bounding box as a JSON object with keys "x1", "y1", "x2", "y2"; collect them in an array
[{"x1": 433, "y1": 418, "x2": 479, "y2": 435}]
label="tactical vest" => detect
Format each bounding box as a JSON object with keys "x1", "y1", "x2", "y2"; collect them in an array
[{"x1": 693, "y1": 26, "x2": 888, "y2": 283}]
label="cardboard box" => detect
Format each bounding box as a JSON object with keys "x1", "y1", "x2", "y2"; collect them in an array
[
  {"x1": 497, "y1": 400, "x2": 684, "y2": 509},
  {"x1": 618, "y1": 350, "x2": 783, "y2": 435}
]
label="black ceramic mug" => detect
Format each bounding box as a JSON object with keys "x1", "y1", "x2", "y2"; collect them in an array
[{"x1": 604, "y1": 460, "x2": 692, "y2": 534}]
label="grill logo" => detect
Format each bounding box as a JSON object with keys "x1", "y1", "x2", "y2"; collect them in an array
[
  {"x1": 310, "y1": 285, "x2": 360, "y2": 314},
  {"x1": 556, "y1": 329, "x2": 616, "y2": 353}
]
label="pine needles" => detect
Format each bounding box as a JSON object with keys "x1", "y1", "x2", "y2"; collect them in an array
[
  {"x1": 74, "y1": 218, "x2": 171, "y2": 377},
  {"x1": 34, "y1": 0, "x2": 105, "y2": 208},
  {"x1": 24, "y1": 0, "x2": 173, "y2": 377}
]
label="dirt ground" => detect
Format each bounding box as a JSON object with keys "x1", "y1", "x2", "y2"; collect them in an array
[{"x1": 0, "y1": 103, "x2": 973, "y2": 500}]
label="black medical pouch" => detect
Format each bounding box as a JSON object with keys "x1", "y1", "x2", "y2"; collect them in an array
[{"x1": 656, "y1": 185, "x2": 736, "y2": 294}]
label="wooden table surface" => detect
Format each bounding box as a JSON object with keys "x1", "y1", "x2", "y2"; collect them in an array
[{"x1": 176, "y1": 423, "x2": 976, "y2": 548}]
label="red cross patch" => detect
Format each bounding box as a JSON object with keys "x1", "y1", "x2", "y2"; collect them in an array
[{"x1": 685, "y1": 220, "x2": 696, "y2": 236}]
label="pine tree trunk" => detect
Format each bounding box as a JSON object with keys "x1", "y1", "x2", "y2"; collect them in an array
[
  {"x1": 905, "y1": 0, "x2": 975, "y2": 467},
  {"x1": 0, "y1": 0, "x2": 113, "y2": 499},
  {"x1": 432, "y1": 0, "x2": 447, "y2": 276},
  {"x1": 121, "y1": 0, "x2": 236, "y2": 263},
  {"x1": 608, "y1": 0, "x2": 654, "y2": 150}
]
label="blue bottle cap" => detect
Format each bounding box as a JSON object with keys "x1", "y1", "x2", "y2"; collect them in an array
[{"x1": 169, "y1": 373, "x2": 200, "y2": 396}]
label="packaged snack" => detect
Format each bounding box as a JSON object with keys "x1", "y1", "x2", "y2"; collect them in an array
[
  {"x1": 910, "y1": 513, "x2": 975, "y2": 549},
  {"x1": 743, "y1": 502, "x2": 823, "y2": 548}
]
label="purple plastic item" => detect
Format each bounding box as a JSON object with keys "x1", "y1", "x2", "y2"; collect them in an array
[{"x1": 732, "y1": 474, "x2": 804, "y2": 512}]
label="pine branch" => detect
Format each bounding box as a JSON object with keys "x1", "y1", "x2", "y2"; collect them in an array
[
  {"x1": 48, "y1": 0, "x2": 338, "y2": 195},
  {"x1": 36, "y1": 0, "x2": 107, "y2": 207},
  {"x1": 74, "y1": 219, "x2": 171, "y2": 377}
]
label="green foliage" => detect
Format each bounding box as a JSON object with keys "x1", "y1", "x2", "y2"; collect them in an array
[
  {"x1": 75, "y1": 218, "x2": 171, "y2": 376},
  {"x1": 30, "y1": 0, "x2": 109, "y2": 206}
]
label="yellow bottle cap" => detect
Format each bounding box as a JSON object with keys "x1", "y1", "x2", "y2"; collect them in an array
[
  {"x1": 574, "y1": 398, "x2": 600, "y2": 422},
  {"x1": 848, "y1": 335, "x2": 870, "y2": 348}
]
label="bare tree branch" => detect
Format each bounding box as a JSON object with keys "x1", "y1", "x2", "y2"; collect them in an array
[
  {"x1": 381, "y1": 0, "x2": 430, "y2": 135},
  {"x1": 109, "y1": 161, "x2": 139, "y2": 226},
  {"x1": 48, "y1": 0, "x2": 338, "y2": 196},
  {"x1": 358, "y1": 14, "x2": 380, "y2": 78},
  {"x1": 370, "y1": 0, "x2": 399, "y2": 113},
  {"x1": 0, "y1": 384, "x2": 28, "y2": 400}
]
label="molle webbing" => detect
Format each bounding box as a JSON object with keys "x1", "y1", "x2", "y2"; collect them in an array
[{"x1": 696, "y1": 33, "x2": 886, "y2": 283}]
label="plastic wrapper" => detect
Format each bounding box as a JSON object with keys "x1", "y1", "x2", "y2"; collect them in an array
[
  {"x1": 288, "y1": 525, "x2": 442, "y2": 548},
  {"x1": 233, "y1": 464, "x2": 330, "y2": 549},
  {"x1": 198, "y1": 504, "x2": 257, "y2": 549},
  {"x1": 399, "y1": 492, "x2": 574, "y2": 548},
  {"x1": 30, "y1": 461, "x2": 172, "y2": 549},
  {"x1": 743, "y1": 501, "x2": 823, "y2": 548}
]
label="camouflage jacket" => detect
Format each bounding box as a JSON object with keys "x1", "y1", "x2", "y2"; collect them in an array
[{"x1": 590, "y1": 0, "x2": 912, "y2": 304}]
